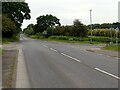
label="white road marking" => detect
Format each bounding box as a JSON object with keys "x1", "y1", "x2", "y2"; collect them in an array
[
  {"x1": 61, "y1": 53, "x2": 81, "y2": 63},
  {"x1": 98, "y1": 54, "x2": 103, "y2": 56},
  {"x1": 95, "y1": 68, "x2": 120, "y2": 80},
  {"x1": 50, "y1": 48, "x2": 58, "y2": 52},
  {"x1": 43, "y1": 45, "x2": 48, "y2": 48}
]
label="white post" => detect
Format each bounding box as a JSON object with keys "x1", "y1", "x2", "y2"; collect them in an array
[{"x1": 115, "y1": 27, "x2": 119, "y2": 45}]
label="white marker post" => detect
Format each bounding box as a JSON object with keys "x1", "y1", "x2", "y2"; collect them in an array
[{"x1": 115, "y1": 27, "x2": 119, "y2": 45}]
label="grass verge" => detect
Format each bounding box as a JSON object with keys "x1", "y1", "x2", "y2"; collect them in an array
[
  {"x1": 29, "y1": 35, "x2": 104, "y2": 44},
  {"x1": 3, "y1": 50, "x2": 18, "y2": 88},
  {"x1": 102, "y1": 45, "x2": 120, "y2": 51},
  {"x1": 0, "y1": 48, "x2": 2, "y2": 56}
]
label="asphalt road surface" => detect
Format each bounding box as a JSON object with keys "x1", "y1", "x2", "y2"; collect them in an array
[{"x1": 20, "y1": 34, "x2": 119, "y2": 88}]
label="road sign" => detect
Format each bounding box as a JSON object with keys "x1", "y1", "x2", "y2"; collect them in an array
[{"x1": 115, "y1": 27, "x2": 119, "y2": 32}]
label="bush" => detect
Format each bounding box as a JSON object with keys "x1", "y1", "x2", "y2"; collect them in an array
[{"x1": 2, "y1": 15, "x2": 17, "y2": 37}]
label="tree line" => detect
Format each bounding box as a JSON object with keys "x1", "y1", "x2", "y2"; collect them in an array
[
  {"x1": 88, "y1": 23, "x2": 120, "y2": 29},
  {"x1": 23, "y1": 15, "x2": 88, "y2": 38},
  {"x1": 24, "y1": 14, "x2": 120, "y2": 38}
]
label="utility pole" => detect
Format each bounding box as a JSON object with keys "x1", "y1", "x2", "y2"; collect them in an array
[{"x1": 90, "y1": 9, "x2": 92, "y2": 43}]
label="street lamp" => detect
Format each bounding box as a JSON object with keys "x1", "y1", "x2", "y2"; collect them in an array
[{"x1": 90, "y1": 9, "x2": 92, "y2": 43}]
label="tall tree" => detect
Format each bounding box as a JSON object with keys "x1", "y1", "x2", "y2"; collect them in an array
[
  {"x1": 2, "y1": 2, "x2": 31, "y2": 28},
  {"x1": 73, "y1": 19, "x2": 88, "y2": 37},
  {"x1": 36, "y1": 14, "x2": 61, "y2": 33}
]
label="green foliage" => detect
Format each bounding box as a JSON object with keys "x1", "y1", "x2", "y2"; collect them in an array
[
  {"x1": 24, "y1": 28, "x2": 34, "y2": 36},
  {"x1": 24, "y1": 24, "x2": 35, "y2": 36},
  {"x1": 49, "y1": 36, "x2": 69, "y2": 40},
  {"x1": 88, "y1": 36, "x2": 120, "y2": 43},
  {"x1": 2, "y1": 34, "x2": 20, "y2": 44},
  {"x1": 88, "y1": 29, "x2": 118, "y2": 38},
  {"x1": 0, "y1": 48, "x2": 2, "y2": 56},
  {"x1": 48, "y1": 35, "x2": 120, "y2": 43},
  {"x1": 46, "y1": 27, "x2": 55, "y2": 36},
  {"x1": 2, "y1": 2, "x2": 31, "y2": 28},
  {"x1": 30, "y1": 35, "x2": 39, "y2": 39},
  {"x1": 73, "y1": 19, "x2": 88, "y2": 37},
  {"x1": 88, "y1": 22, "x2": 120, "y2": 29},
  {"x1": 2, "y1": 15, "x2": 17, "y2": 37},
  {"x1": 103, "y1": 45, "x2": 120, "y2": 51},
  {"x1": 35, "y1": 14, "x2": 60, "y2": 33},
  {"x1": 90, "y1": 36, "x2": 110, "y2": 42},
  {"x1": 49, "y1": 20, "x2": 88, "y2": 37},
  {"x1": 48, "y1": 36, "x2": 89, "y2": 41},
  {"x1": 35, "y1": 32, "x2": 42, "y2": 37}
]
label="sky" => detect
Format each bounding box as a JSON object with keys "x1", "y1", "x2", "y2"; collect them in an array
[{"x1": 22, "y1": 0, "x2": 120, "y2": 29}]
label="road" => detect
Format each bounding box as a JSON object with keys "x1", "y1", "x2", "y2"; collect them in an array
[
  {"x1": 20, "y1": 34, "x2": 118, "y2": 88},
  {"x1": 0, "y1": 45, "x2": 2, "y2": 89}
]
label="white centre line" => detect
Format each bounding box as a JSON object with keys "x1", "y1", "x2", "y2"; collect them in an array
[
  {"x1": 43, "y1": 45, "x2": 48, "y2": 48},
  {"x1": 43, "y1": 46, "x2": 119, "y2": 80},
  {"x1": 61, "y1": 53, "x2": 81, "y2": 63},
  {"x1": 50, "y1": 48, "x2": 58, "y2": 52},
  {"x1": 95, "y1": 68, "x2": 120, "y2": 80}
]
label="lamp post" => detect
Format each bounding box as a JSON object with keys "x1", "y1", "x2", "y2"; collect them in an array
[{"x1": 90, "y1": 9, "x2": 92, "y2": 43}]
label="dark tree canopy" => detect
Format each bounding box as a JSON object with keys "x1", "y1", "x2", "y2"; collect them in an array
[
  {"x1": 73, "y1": 19, "x2": 88, "y2": 37},
  {"x1": 88, "y1": 22, "x2": 120, "y2": 29},
  {"x1": 36, "y1": 14, "x2": 61, "y2": 33},
  {"x1": 2, "y1": 2, "x2": 31, "y2": 28}
]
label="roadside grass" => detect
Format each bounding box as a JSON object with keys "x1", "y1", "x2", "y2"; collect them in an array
[
  {"x1": 0, "y1": 48, "x2": 2, "y2": 56},
  {"x1": 102, "y1": 44, "x2": 120, "y2": 51},
  {"x1": 47, "y1": 38, "x2": 104, "y2": 44},
  {"x1": 0, "y1": 37, "x2": 2, "y2": 44}
]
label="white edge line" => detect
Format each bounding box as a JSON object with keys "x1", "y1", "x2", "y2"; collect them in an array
[
  {"x1": 61, "y1": 53, "x2": 81, "y2": 62},
  {"x1": 95, "y1": 68, "x2": 120, "y2": 80},
  {"x1": 50, "y1": 48, "x2": 58, "y2": 52}
]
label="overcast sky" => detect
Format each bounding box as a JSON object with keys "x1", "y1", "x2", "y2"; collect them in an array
[{"x1": 22, "y1": 0, "x2": 120, "y2": 29}]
